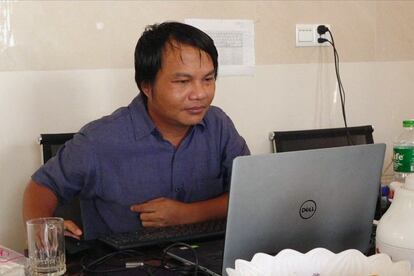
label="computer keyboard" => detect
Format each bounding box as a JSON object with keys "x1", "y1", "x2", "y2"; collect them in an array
[{"x1": 98, "y1": 219, "x2": 226, "y2": 250}]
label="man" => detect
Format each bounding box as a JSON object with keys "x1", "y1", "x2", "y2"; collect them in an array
[{"x1": 23, "y1": 22, "x2": 250, "y2": 240}]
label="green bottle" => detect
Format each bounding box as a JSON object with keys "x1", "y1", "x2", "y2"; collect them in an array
[{"x1": 393, "y1": 119, "x2": 414, "y2": 183}]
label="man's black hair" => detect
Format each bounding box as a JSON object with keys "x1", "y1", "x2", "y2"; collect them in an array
[{"x1": 134, "y1": 21, "x2": 218, "y2": 99}]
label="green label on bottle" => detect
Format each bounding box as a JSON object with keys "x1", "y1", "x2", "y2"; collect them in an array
[{"x1": 393, "y1": 147, "x2": 414, "y2": 172}]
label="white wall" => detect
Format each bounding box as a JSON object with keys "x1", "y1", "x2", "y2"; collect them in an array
[{"x1": 1, "y1": 1, "x2": 413, "y2": 252}]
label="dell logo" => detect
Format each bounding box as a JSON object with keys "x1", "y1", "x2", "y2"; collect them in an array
[{"x1": 299, "y1": 200, "x2": 317, "y2": 219}]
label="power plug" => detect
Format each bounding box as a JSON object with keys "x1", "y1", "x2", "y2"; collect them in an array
[{"x1": 317, "y1": 25, "x2": 330, "y2": 35}]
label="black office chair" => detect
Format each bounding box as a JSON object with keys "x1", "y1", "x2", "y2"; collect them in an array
[
  {"x1": 269, "y1": 125, "x2": 382, "y2": 253},
  {"x1": 269, "y1": 125, "x2": 374, "y2": 153},
  {"x1": 40, "y1": 133, "x2": 76, "y2": 163},
  {"x1": 39, "y1": 133, "x2": 82, "y2": 227}
]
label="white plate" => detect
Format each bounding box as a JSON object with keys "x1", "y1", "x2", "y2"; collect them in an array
[{"x1": 226, "y1": 248, "x2": 414, "y2": 276}]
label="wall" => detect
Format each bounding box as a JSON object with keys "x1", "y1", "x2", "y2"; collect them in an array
[{"x1": 0, "y1": 1, "x2": 413, "y2": 252}]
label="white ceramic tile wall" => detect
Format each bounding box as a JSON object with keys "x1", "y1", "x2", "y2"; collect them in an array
[{"x1": 1, "y1": 61, "x2": 413, "y2": 251}]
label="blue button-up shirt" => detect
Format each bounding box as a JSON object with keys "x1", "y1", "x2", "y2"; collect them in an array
[{"x1": 32, "y1": 95, "x2": 250, "y2": 239}]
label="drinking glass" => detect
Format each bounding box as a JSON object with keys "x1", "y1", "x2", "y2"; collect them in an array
[{"x1": 26, "y1": 217, "x2": 66, "y2": 275}]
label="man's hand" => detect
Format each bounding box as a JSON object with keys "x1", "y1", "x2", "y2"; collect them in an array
[
  {"x1": 64, "y1": 220, "x2": 83, "y2": 240},
  {"x1": 130, "y1": 193, "x2": 229, "y2": 228},
  {"x1": 23, "y1": 181, "x2": 84, "y2": 239},
  {"x1": 130, "y1": 197, "x2": 189, "y2": 227}
]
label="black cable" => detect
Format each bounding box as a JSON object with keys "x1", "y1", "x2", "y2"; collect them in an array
[
  {"x1": 161, "y1": 242, "x2": 199, "y2": 276},
  {"x1": 78, "y1": 243, "x2": 201, "y2": 275},
  {"x1": 78, "y1": 245, "x2": 197, "y2": 275},
  {"x1": 318, "y1": 27, "x2": 353, "y2": 145},
  {"x1": 80, "y1": 249, "x2": 150, "y2": 274}
]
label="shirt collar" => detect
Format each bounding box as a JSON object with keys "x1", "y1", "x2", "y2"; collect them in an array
[{"x1": 128, "y1": 94, "x2": 206, "y2": 141}]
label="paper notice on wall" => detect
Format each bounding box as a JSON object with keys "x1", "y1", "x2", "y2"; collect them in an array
[{"x1": 185, "y1": 19, "x2": 255, "y2": 76}]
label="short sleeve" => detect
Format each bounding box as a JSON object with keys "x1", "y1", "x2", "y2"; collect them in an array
[{"x1": 32, "y1": 132, "x2": 98, "y2": 204}]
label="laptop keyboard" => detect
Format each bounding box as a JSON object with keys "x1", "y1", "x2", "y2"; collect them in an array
[{"x1": 98, "y1": 219, "x2": 226, "y2": 250}]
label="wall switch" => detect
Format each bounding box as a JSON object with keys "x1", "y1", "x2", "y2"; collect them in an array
[{"x1": 296, "y1": 24, "x2": 331, "y2": 47}]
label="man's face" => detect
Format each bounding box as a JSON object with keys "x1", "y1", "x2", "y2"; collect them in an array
[{"x1": 142, "y1": 42, "x2": 216, "y2": 132}]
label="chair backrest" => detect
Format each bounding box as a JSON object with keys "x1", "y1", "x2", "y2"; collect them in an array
[
  {"x1": 269, "y1": 125, "x2": 383, "y2": 223},
  {"x1": 39, "y1": 133, "x2": 82, "y2": 227},
  {"x1": 269, "y1": 125, "x2": 374, "y2": 153},
  {"x1": 40, "y1": 133, "x2": 75, "y2": 163}
]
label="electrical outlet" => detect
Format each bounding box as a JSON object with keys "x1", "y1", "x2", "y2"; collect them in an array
[{"x1": 296, "y1": 24, "x2": 331, "y2": 47}]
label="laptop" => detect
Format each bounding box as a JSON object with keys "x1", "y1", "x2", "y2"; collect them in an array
[{"x1": 166, "y1": 143, "x2": 386, "y2": 275}]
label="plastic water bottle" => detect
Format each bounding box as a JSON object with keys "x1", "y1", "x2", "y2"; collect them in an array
[{"x1": 393, "y1": 119, "x2": 414, "y2": 183}]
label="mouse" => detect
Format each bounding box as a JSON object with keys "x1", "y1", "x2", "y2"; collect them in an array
[{"x1": 65, "y1": 236, "x2": 91, "y2": 255}]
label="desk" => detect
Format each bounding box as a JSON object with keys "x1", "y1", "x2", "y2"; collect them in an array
[
  {"x1": 65, "y1": 240, "x2": 201, "y2": 275},
  {"x1": 60, "y1": 213, "x2": 383, "y2": 276}
]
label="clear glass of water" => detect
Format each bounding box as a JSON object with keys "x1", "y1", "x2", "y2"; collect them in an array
[{"x1": 26, "y1": 217, "x2": 66, "y2": 276}]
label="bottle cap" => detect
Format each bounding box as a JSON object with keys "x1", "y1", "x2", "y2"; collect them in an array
[
  {"x1": 403, "y1": 120, "x2": 414, "y2": 128},
  {"x1": 381, "y1": 185, "x2": 390, "y2": 196},
  {"x1": 404, "y1": 174, "x2": 414, "y2": 191}
]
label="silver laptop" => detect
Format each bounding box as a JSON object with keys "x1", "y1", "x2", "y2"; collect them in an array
[
  {"x1": 222, "y1": 143, "x2": 385, "y2": 274},
  {"x1": 167, "y1": 144, "x2": 385, "y2": 275}
]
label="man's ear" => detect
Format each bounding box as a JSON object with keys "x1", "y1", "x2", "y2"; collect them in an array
[{"x1": 141, "y1": 82, "x2": 152, "y2": 100}]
